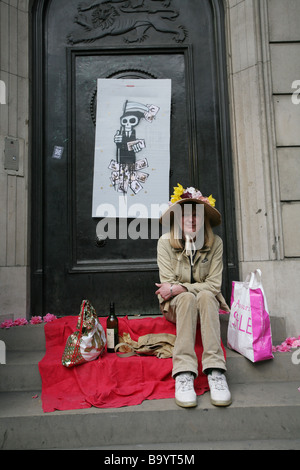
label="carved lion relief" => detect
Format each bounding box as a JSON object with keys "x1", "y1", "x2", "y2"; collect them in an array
[{"x1": 67, "y1": 0, "x2": 187, "y2": 44}]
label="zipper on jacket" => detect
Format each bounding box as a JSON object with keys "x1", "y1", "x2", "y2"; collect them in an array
[{"x1": 190, "y1": 253, "x2": 196, "y2": 283}]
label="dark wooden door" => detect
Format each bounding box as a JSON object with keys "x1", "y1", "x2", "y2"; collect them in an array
[{"x1": 31, "y1": 0, "x2": 238, "y2": 316}]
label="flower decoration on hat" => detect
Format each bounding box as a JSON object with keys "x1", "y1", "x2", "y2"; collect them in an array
[{"x1": 170, "y1": 183, "x2": 216, "y2": 208}]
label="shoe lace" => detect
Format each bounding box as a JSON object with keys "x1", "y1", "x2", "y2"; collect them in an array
[
  {"x1": 209, "y1": 374, "x2": 228, "y2": 391},
  {"x1": 177, "y1": 374, "x2": 194, "y2": 392}
]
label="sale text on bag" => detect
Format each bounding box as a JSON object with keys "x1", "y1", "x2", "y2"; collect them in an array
[{"x1": 231, "y1": 300, "x2": 252, "y2": 335}]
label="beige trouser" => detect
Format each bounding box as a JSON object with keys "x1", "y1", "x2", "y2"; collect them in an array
[{"x1": 162, "y1": 291, "x2": 226, "y2": 377}]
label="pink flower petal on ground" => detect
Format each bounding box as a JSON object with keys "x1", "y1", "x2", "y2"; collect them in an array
[
  {"x1": 0, "y1": 319, "x2": 14, "y2": 329},
  {"x1": 30, "y1": 316, "x2": 43, "y2": 325},
  {"x1": 43, "y1": 313, "x2": 57, "y2": 323},
  {"x1": 32, "y1": 395, "x2": 39, "y2": 399},
  {"x1": 274, "y1": 335, "x2": 300, "y2": 352},
  {"x1": 285, "y1": 337, "x2": 296, "y2": 346},
  {"x1": 274, "y1": 344, "x2": 291, "y2": 352},
  {"x1": 13, "y1": 318, "x2": 28, "y2": 326}
]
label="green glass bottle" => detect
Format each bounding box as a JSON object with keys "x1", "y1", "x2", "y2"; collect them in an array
[{"x1": 106, "y1": 302, "x2": 118, "y2": 353}]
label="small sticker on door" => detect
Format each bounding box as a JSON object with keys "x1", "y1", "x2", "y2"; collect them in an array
[{"x1": 52, "y1": 146, "x2": 64, "y2": 160}]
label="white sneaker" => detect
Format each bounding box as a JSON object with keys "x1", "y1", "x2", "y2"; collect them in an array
[
  {"x1": 175, "y1": 372, "x2": 197, "y2": 408},
  {"x1": 207, "y1": 370, "x2": 232, "y2": 407}
]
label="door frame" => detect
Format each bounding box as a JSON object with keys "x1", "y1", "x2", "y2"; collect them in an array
[
  {"x1": 30, "y1": 0, "x2": 239, "y2": 315},
  {"x1": 67, "y1": 43, "x2": 197, "y2": 275}
]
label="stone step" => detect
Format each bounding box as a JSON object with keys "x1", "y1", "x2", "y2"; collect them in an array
[
  {"x1": 0, "y1": 349, "x2": 298, "y2": 393},
  {"x1": 0, "y1": 316, "x2": 298, "y2": 450},
  {"x1": 0, "y1": 323, "x2": 45, "y2": 351},
  {"x1": 0, "y1": 351, "x2": 44, "y2": 392},
  {"x1": 0, "y1": 381, "x2": 299, "y2": 450},
  {"x1": 75, "y1": 438, "x2": 300, "y2": 450},
  {"x1": 0, "y1": 315, "x2": 287, "y2": 352}
]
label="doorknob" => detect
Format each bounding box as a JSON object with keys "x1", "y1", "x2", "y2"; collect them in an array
[{"x1": 95, "y1": 235, "x2": 107, "y2": 248}]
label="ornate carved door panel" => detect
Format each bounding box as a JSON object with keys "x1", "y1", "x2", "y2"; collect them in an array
[{"x1": 31, "y1": 0, "x2": 238, "y2": 316}]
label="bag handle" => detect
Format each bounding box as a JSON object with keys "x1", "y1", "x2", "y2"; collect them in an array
[
  {"x1": 70, "y1": 300, "x2": 86, "y2": 365},
  {"x1": 115, "y1": 342, "x2": 137, "y2": 358},
  {"x1": 247, "y1": 269, "x2": 262, "y2": 289}
]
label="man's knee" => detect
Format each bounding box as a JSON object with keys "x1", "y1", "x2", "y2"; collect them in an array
[
  {"x1": 197, "y1": 290, "x2": 218, "y2": 307},
  {"x1": 175, "y1": 292, "x2": 198, "y2": 323},
  {"x1": 177, "y1": 291, "x2": 196, "y2": 305},
  {"x1": 175, "y1": 292, "x2": 197, "y2": 314}
]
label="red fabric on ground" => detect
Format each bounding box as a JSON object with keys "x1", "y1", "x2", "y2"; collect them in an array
[{"x1": 39, "y1": 315, "x2": 224, "y2": 413}]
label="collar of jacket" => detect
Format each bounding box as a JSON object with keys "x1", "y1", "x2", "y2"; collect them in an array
[{"x1": 172, "y1": 244, "x2": 211, "y2": 263}]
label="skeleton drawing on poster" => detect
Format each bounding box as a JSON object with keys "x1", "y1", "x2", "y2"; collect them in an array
[
  {"x1": 92, "y1": 79, "x2": 171, "y2": 218},
  {"x1": 109, "y1": 100, "x2": 160, "y2": 195}
]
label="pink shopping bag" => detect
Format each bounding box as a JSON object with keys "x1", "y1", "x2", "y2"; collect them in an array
[{"x1": 227, "y1": 269, "x2": 273, "y2": 362}]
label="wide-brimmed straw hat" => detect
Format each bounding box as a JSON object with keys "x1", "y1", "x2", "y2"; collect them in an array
[{"x1": 160, "y1": 184, "x2": 221, "y2": 227}]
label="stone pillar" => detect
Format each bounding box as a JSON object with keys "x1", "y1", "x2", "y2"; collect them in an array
[
  {"x1": 224, "y1": 0, "x2": 300, "y2": 335},
  {"x1": 0, "y1": 0, "x2": 30, "y2": 321}
]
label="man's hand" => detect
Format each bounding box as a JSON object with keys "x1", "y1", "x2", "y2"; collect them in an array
[{"x1": 155, "y1": 283, "x2": 187, "y2": 300}]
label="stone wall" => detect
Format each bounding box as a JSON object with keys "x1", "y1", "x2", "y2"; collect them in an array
[
  {"x1": 225, "y1": 0, "x2": 300, "y2": 335},
  {"x1": 269, "y1": 0, "x2": 300, "y2": 257},
  {"x1": 0, "y1": 0, "x2": 29, "y2": 321}
]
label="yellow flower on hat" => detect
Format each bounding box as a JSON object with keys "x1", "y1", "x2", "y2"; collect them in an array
[
  {"x1": 170, "y1": 184, "x2": 217, "y2": 208},
  {"x1": 171, "y1": 183, "x2": 185, "y2": 203},
  {"x1": 208, "y1": 195, "x2": 216, "y2": 208}
]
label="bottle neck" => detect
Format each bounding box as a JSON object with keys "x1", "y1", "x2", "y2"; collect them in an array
[{"x1": 110, "y1": 302, "x2": 115, "y2": 316}]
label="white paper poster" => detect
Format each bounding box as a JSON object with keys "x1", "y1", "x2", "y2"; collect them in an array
[{"x1": 92, "y1": 79, "x2": 171, "y2": 218}]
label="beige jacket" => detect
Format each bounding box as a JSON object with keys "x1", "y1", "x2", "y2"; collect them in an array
[{"x1": 157, "y1": 233, "x2": 230, "y2": 313}]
